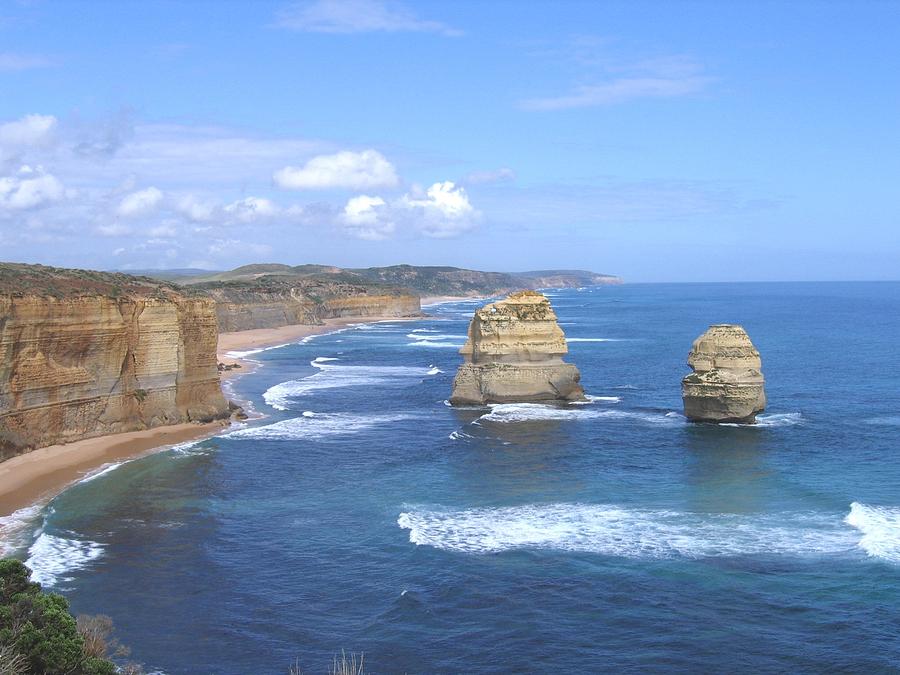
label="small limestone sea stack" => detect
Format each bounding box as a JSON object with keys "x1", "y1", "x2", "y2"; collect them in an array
[
  {"x1": 681, "y1": 324, "x2": 766, "y2": 424},
  {"x1": 449, "y1": 290, "x2": 585, "y2": 405}
]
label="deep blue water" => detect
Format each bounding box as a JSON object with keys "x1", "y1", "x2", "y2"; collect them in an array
[{"x1": 9, "y1": 282, "x2": 900, "y2": 673}]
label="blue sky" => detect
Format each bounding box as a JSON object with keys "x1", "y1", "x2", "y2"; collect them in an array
[{"x1": 0, "y1": 0, "x2": 898, "y2": 281}]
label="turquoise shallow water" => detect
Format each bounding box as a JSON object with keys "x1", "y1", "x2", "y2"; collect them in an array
[{"x1": 5, "y1": 282, "x2": 900, "y2": 673}]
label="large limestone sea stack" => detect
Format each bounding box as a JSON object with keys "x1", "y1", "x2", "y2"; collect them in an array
[
  {"x1": 449, "y1": 290, "x2": 585, "y2": 405},
  {"x1": 681, "y1": 324, "x2": 766, "y2": 424}
]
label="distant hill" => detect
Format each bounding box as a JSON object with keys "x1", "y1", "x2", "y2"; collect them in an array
[{"x1": 161, "y1": 263, "x2": 621, "y2": 296}]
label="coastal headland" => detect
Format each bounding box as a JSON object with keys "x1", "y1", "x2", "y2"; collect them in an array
[{"x1": 0, "y1": 262, "x2": 618, "y2": 522}]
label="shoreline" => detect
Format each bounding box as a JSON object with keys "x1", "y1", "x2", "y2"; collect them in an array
[
  {"x1": 0, "y1": 313, "x2": 423, "y2": 529},
  {"x1": 216, "y1": 315, "x2": 420, "y2": 373},
  {"x1": 0, "y1": 420, "x2": 228, "y2": 520},
  {"x1": 0, "y1": 311, "x2": 434, "y2": 548}
]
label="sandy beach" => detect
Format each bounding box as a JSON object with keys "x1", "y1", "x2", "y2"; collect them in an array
[
  {"x1": 216, "y1": 315, "x2": 419, "y2": 373},
  {"x1": 0, "y1": 420, "x2": 228, "y2": 517},
  {"x1": 0, "y1": 314, "x2": 421, "y2": 527}
]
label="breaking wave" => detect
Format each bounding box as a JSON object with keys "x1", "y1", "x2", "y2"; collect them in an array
[
  {"x1": 719, "y1": 413, "x2": 805, "y2": 428},
  {"x1": 398, "y1": 503, "x2": 860, "y2": 559},
  {"x1": 477, "y1": 403, "x2": 683, "y2": 426},
  {"x1": 845, "y1": 502, "x2": 900, "y2": 562},
  {"x1": 223, "y1": 412, "x2": 418, "y2": 441},
  {"x1": 263, "y1": 359, "x2": 439, "y2": 410},
  {"x1": 565, "y1": 338, "x2": 622, "y2": 342},
  {"x1": 0, "y1": 503, "x2": 45, "y2": 557},
  {"x1": 25, "y1": 530, "x2": 104, "y2": 588}
]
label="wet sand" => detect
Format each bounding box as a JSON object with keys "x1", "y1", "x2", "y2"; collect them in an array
[{"x1": 0, "y1": 421, "x2": 227, "y2": 517}]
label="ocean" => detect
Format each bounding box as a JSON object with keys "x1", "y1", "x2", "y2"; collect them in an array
[{"x1": 5, "y1": 282, "x2": 900, "y2": 673}]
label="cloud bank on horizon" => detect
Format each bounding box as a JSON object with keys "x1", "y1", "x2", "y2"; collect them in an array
[{"x1": 0, "y1": 0, "x2": 898, "y2": 281}]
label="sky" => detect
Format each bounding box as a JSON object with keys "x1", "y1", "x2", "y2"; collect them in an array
[{"x1": 0, "y1": 0, "x2": 898, "y2": 282}]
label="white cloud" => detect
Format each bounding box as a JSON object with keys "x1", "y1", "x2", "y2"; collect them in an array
[
  {"x1": 175, "y1": 194, "x2": 216, "y2": 222},
  {"x1": 521, "y1": 53, "x2": 713, "y2": 111},
  {"x1": 338, "y1": 181, "x2": 479, "y2": 240},
  {"x1": 95, "y1": 223, "x2": 132, "y2": 237},
  {"x1": 274, "y1": 149, "x2": 398, "y2": 190},
  {"x1": 117, "y1": 186, "x2": 164, "y2": 218},
  {"x1": 0, "y1": 114, "x2": 58, "y2": 149},
  {"x1": 0, "y1": 166, "x2": 65, "y2": 211},
  {"x1": 149, "y1": 223, "x2": 178, "y2": 237},
  {"x1": 207, "y1": 238, "x2": 273, "y2": 258},
  {"x1": 223, "y1": 196, "x2": 278, "y2": 223},
  {"x1": 399, "y1": 181, "x2": 478, "y2": 237},
  {"x1": 275, "y1": 0, "x2": 460, "y2": 36},
  {"x1": 0, "y1": 53, "x2": 53, "y2": 72},
  {"x1": 340, "y1": 194, "x2": 394, "y2": 240}
]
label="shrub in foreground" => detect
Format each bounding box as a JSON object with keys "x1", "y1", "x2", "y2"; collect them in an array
[{"x1": 0, "y1": 559, "x2": 141, "y2": 675}]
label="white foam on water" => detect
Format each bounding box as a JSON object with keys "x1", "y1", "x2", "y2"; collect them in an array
[
  {"x1": 398, "y1": 503, "x2": 858, "y2": 559},
  {"x1": 410, "y1": 328, "x2": 439, "y2": 333},
  {"x1": 571, "y1": 394, "x2": 622, "y2": 405},
  {"x1": 225, "y1": 343, "x2": 292, "y2": 359},
  {"x1": 406, "y1": 340, "x2": 465, "y2": 348},
  {"x1": 565, "y1": 337, "x2": 622, "y2": 342},
  {"x1": 478, "y1": 403, "x2": 683, "y2": 426},
  {"x1": 302, "y1": 410, "x2": 316, "y2": 417},
  {"x1": 263, "y1": 360, "x2": 438, "y2": 410},
  {"x1": 406, "y1": 333, "x2": 467, "y2": 340},
  {"x1": 25, "y1": 531, "x2": 104, "y2": 587},
  {"x1": 76, "y1": 461, "x2": 130, "y2": 485},
  {"x1": 169, "y1": 439, "x2": 206, "y2": 457},
  {"x1": 223, "y1": 412, "x2": 417, "y2": 441},
  {"x1": 448, "y1": 430, "x2": 474, "y2": 441},
  {"x1": 0, "y1": 503, "x2": 46, "y2": 557},
  {"x1": 427, "y1": 367, "x2": 443, "y2": 375},
  {"x1": 312, "y1": 356, "x2": 339, "y2": 363},
  {"x1": 719, "y1": 413, "x2": 805, "y2": 428},
  {"x1": 845, "y1": 502, "x2": 900, "y2": 562}
]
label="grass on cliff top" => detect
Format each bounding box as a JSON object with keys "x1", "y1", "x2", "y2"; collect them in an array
[{"x1": 0, "y1": 263, "x2": 197, "y2": 300}]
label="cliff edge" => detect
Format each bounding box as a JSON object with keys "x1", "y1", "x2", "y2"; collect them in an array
[
  {"x1": 449, "y1": 290, "x2": 585, "y2": 405},
  {"x1": 0, "y1": 263, "x2": 229, "y2": 459}
]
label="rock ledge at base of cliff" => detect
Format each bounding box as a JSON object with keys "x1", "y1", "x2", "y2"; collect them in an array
[{"x1": 449, "y1": 290, "x2": 585, "y2": 405}]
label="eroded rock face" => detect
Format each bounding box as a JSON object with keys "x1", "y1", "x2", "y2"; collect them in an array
[
  {"x1": 681, "y1": 324, "x2": 766, "y2": 424},
  {"x1": 449, "y1": 290, "x2": 585, "y2": 405},
  {"x1": 0, "y1": 294, "x2": 229, "y2": 459}
]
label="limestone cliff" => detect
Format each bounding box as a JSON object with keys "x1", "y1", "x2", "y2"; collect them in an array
[
  {"x1": 197, "y1": 278, "x2": 421, "y2": 332},
  {"x1": 681, "y1": 324, "x2": 766, "y2": 424},
  {"x1": 0, "y1": 264, "x2": 229, "y2": 459},
  {"x1": 449, "y1": 290, "x2": 585, "y2": 405}
]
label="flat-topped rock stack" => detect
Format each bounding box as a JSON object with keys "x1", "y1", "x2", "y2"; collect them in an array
[
  {"x1": 449, "y1": 290, "x2": 585, "y2": 405},
  {"x1": 681, "y1": 324, "x2": 766, "y2": 424}
]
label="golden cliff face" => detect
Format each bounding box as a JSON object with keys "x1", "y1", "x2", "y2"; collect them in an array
[
  {"x1": 202, "y1": 283, "x2": 422, "y2": 332},
  {"x1": 321, "y1": 294, "x2": 421, "y2": 319},
  {"x1": 450, "y1": 291, "x2": 585, "y2": 405},
  {"x1": 0, "y1": 294, "x2": 229, "y2": 459},
  {"x1": 681, "y1": 324, "x2": 766, "y2": 424}
]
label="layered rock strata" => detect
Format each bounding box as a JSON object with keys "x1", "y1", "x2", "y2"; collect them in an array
[
  {"x1": 681, "y1": 324, "x2": 766, "y2": 424},
  {"x1": 199, "y1": 283, "x2": 421, "y2": 332},
  {"x1": 0, "y1": 268, "x2": 229, "y2": 459},
  {"x1": 449, "y1": 290, "x2": 585, "y2": 405}
]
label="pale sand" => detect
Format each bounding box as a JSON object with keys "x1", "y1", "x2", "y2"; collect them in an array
[{"x1": 0, "y1": 421, "x2": 228, "y2": 517}]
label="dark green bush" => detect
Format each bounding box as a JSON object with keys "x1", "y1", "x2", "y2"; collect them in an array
[{"x1": 0, "y1": 559, "x2": 130, "y2": 675}]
